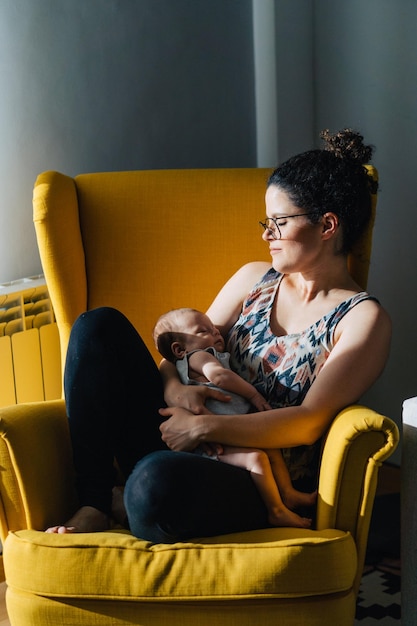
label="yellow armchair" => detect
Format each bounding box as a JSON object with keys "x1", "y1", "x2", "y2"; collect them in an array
[{"x1": 0, "y1": 168, "x2": 398, "y2": 626}]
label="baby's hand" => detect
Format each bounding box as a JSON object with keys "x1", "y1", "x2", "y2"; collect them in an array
[
  {"x1": 199, "y1": 442, "x2": 224, "y2": 458},
  {"x1": 249, "y1": 391, "x2": 272, "y2": 412}
]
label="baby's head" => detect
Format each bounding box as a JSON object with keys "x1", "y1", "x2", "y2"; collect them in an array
[{"x1": 153, "y1": 308, "x2": 225, "y2": 362}]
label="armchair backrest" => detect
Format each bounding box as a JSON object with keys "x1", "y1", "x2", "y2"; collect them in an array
[{"x1": 33, "y1": 167, "x2": 377, "y2": 367}]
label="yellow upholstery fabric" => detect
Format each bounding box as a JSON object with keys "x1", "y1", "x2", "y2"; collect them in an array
[
  {"x1": 33, "y1": 169, "x2": 272, "y2": 366},
  {"x1": 0, "y1": 167, "x2": 398, "y2": 626},
  {"x1": 5, "y1": 589, "x2": 357, "y2": 626},
  {"x1": 3, "y1": 528, "x2": 358, "y2": 624},
  {"x1": 6, "y1": 528, "x2": 356, "y2": 599}
]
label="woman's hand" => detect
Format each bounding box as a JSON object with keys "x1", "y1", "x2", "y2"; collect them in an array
[
  {"x1": 159, "y1": 406, "x2": 204, "y2": 451},
  {"x1": 161, "y1": 357, "x2": 231, "y2": 414},
  {"x1": 165, "y1": 384, "x2": 231, "y2": 415}
]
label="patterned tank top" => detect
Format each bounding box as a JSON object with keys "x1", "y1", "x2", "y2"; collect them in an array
[{"x1": 226, "y1": 268, "x2": 377, "y2": 482}]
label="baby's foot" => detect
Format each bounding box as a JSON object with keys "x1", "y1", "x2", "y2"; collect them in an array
[
  {"x1": 45, "y1": 506, "x2": 110, "y2": 534},
  {"x1": 283, "y1": 489, "x2": 317, "y2": 512},
  {"x1": 268, "y1": 506, "x2": 312, "y2": 529}
]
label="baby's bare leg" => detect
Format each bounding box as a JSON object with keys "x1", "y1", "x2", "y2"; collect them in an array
[
  {"x1": 267, "y1": 449, "x2": 317, "y2": 510},
  {"x1": 219, "y1": 446, "x2": 311, "y2": 528}
]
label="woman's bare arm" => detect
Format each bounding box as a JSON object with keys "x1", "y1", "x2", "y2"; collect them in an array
[{"x1": 206, "y1": 262, "x2": 270, "y2": 332}]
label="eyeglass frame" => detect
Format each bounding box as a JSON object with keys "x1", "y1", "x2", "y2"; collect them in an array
[{"x1": 259, "y1": 212, "x2": 319, "y2": 240}]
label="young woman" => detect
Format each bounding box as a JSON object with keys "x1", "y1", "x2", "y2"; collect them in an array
[{"x1": 46, "y1": 129, "x2": 391, "y2": 542}]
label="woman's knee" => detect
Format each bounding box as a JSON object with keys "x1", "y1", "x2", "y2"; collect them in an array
[
  {"x1": 124, "y1": 451, "x2": 194, "y2": 513},
  {"x1": 72, "y1": 307, "x2": 128, "y2": 338},
  {"x1": 68, "y1": 307, "x2": 141, "y2": 365},
  {"x1": 125, "y1": 452, "x2": 169, "y2": 503},
  {"x1": 124, "y1": 451, "x2": 192, "y2": 542}
]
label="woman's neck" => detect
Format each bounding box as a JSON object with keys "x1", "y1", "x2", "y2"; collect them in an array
[
  {"x1": 271, "y1": 263, "x2": 362, "y2": 337},
  {"x1": 283, "y1": 257, "x2": 361, "y2": 303}
]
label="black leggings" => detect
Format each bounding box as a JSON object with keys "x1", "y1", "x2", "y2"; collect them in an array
[{"x1": 65, "y1": 307, "x2": 269, "y2": 543}]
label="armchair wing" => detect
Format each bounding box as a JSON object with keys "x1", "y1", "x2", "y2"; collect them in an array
[{"x1": 33, "y1": 171, "x2": 88, "y2": 369}]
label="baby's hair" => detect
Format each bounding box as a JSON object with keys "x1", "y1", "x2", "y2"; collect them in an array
[{"x1": 153, "y1": 307, "x2": 200, "y2": 362}]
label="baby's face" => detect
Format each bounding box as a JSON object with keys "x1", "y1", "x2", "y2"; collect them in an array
[{"x1": 179, "y1": 311, "x2": 225, "y2": 352}]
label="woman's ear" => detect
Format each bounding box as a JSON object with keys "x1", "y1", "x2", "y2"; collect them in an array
[
  {"x1": 171, "y1": 342, "x2": 186, "y2": 359},
  {"x1": 321, "y1": 212, "x2": 339, "y2": 240}
]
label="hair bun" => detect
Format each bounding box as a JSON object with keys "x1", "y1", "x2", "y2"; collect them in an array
[{"x1": 320, "y1": 128, "x2": 373, "y2": 163}]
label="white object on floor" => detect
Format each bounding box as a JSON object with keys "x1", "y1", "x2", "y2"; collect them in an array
[{"x1": 401, "y1": 396, "x2": 417, "y2": 626}]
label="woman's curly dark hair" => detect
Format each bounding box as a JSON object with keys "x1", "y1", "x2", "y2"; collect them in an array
[{"x1": 267, "y1": 128, "x2": 377, "y2": 254}]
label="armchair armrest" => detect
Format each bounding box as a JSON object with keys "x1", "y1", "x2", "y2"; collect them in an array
[
  {"x1": 317, "y1": 404, "x2": 399, "y2": 592},
  {"x1": 0, "y1": 400, "x2": 77, "y2": 543}
]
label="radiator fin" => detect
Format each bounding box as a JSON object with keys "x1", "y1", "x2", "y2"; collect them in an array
[
  {"x1": 0, "y1": 336, "x2": 16, "y2": 406},
  {"x1": 0, "y1": 276, "x2": 62, "y2": 408}
]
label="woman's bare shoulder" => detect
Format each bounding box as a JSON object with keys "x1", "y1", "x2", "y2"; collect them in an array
[
  {"x1": 207, "y1": 262, "x2": 271, "y2": 331},
  {"x1": 233, "y1": 261, "x2": 272, "y2": 283},
  {"x1": 336, "y1": 294, "x2": 392, "y2": 345},
  {"x1": 214, "y1": 261, "x2": 271, "y2": 302}
]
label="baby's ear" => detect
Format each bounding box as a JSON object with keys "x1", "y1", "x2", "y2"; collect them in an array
[{"x1": 171, "y1": 342, "x2": 186, "y2": 359}]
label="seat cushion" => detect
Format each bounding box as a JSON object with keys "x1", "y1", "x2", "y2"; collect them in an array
[{"x1": 4, "y1": 527, "x2": 356, "y2": 601}]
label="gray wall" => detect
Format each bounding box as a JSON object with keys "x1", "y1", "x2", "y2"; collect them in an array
[
  {"x1": 0, "y1": 0, "x2": 256, "y2": 281},
  {"x1": 274, "y1": 1, "x2": 315, "y2": 160}
]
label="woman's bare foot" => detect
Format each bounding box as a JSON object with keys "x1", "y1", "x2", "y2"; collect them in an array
[
  {"x1": 283, "y1": 489, "x2": 317, "y2": 512},
  {"x1": 268, "y1": 506, "x2": 312, "y2": 529},
  {"x1": 45, "y1": 506, "x2": 110, "y2": 534}
]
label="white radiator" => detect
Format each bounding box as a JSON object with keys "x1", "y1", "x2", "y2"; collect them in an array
[{"x1": 0, "y1": 276, "x2": 62, "y2": 408}]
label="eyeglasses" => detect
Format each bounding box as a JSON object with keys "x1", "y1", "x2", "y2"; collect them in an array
[{"x1": 259, "y1": 213, "x2": 316, "y2": 240}]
